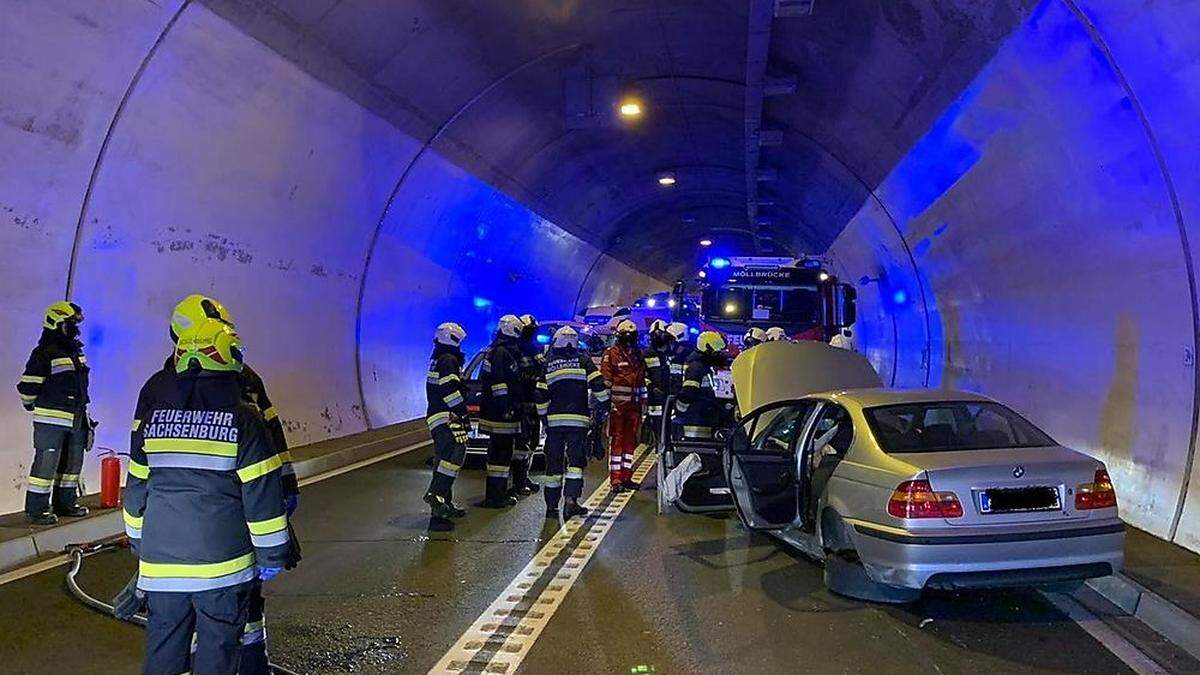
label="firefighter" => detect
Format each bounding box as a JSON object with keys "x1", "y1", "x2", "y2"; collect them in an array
[
  {"x1": 743, "y1": 327, "x2": 767, "y2": 349},
  {"x1": 676, "y1": 331, "x2": 730, "y2": 441},
  {"x1": 478, "y1": 314, "x2": 525, "y2": 508},
  {"x1": 600, "y1": 319, "x2": 646, "y2": 491},
  {"x1": 16, "y1": 301, "x2": 92, "y2": 525},
  {"x1": 124, "y1": 318, "x2": 292, "y2": 675},
  {"x1": 512, "y1": 314, "x2": 542, "y2": 496},
  {"x1": 764, "y1": 326, "x2": 789, "y2": 342},
  {"x1": 169, "y1": 295, "x2": 299, "y2": 500},
  {"x1": 537, "y1": 326, "x2": 608, "y2": 519},
  {"x1": 166, "y1": 294, "x2": 299, "y2": 674},
  {"x1": 665, "y1": 322, "x2": 690, "y2": 394},
  {"x1": 424, "y1": 322, "x2": 470, "y2": 530},
  {"x1": 643, "y1": 320, "x2": 674, "y2": 448}
]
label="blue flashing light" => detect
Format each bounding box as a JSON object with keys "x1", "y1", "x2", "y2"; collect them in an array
[
  {"x1": 893, "y1": 289, "x2": 909, "y2": 305},
  {"x1": 710, "y1": 257, "x2": 730, "y2": 269},
  {"x1": 536, "y1": 334, "x2": 551, "y2": 345},
  {"x1": 689, "y1": 327, "x2": 700, "y2": 335},
  {"x1": 473, "y1": 296, "x2": 493, "y2": 309}
]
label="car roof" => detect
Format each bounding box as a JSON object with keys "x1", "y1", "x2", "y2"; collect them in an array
[{"x1": 812, "y1": 388, "x2": 996, "y2": 408}]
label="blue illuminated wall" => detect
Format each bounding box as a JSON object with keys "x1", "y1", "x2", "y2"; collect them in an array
[
  {"x1": 358, "y1": 151, "x2": 662, "y2": 425},
  {"x1": 829, "y1": 0, "x2": 1200, "y2": 549}
]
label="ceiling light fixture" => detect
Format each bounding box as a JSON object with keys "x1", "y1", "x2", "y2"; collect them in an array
[
  {"x1": 699, "y1": 238, "x2": 713, "y2": 247},
  {"x1": 619, "y1": 101, "x2": 643, "y2": 117},
  {"x1": 657, "y1": 171, "x2": 677, "y2": 187}
]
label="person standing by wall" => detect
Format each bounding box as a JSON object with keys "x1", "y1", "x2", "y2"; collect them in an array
[{"x1": 16, "y1": 302, "x2": 93, "y2": 525}]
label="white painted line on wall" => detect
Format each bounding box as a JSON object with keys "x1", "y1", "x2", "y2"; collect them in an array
[
  {"x1": 430, "y1": 444, "x2": 657, "y2": 674},
  {"x1": 1041, "y1": 590, "x2": 1167, "y2": 675},
  {"x1": 296, "y1": 439, "x2": 430, "y2": 487}
]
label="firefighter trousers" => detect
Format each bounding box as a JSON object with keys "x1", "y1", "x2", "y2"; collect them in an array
[
  {"x1": 428, "y1": 425, "x2": 466, "y2": 500},
  {"x1": 607, "y1": 404, "x2": 641, "y2": 485},
  {"x1": 143, "y1": 582, "x2": 253, "y2": 675},
  {"x1": 543, "y1": 428, "x2": 586, "y2": 510},
  {"x1": 25, "y1": 422, "x2": 86, "y2": 516},
  {"x1": 485, "y1": 433, "x2": 516, "y2": 501}
]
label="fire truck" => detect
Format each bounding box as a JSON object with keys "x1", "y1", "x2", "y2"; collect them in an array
[{"x1": 673, "y1": 256, "x2": 856, "y2": 345}]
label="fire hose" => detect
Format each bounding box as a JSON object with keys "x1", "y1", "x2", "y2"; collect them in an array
[{"x1": 64, "y1": 540, "x2": 301, "y2": 675}]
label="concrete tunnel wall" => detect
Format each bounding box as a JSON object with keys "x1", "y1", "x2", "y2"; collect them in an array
[
  {"x1": 828, "y1": 0, "x2": 1200, "y2": 552},
  {"x1": 0, "y1": 0, "x2": 662, "y2": 515}
]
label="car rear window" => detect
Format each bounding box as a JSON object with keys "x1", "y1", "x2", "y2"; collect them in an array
[{"x1": 863, "y1": 401, "x2": 1055, "y2": 453}]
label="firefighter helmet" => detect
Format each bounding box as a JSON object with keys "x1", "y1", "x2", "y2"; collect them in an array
[
  {"x1": 648, "y1": 319, "x2": 668, "y2": 335},
  {"x1": 696, "y1": 330, "x2": 727, "y2": 354},
  {"x1": 764, "y1": 326, "x2": 788, "y2": 342},
  {"x1": 44, "y1": 301, "x2": 83, "y2": 331},
  {"x1": 666, "y1": 322, "x2": 688, "y2": 341},
  {"x1": 743, "y1": 327, "x2": 766, "y2": 347},
  {"x1": 520, "y1": 314, "x2": 538, "y2": 328},
  {"x1": 615, "y1": 319, "x2": 638, "y2": 336},
  {"x1": 171, "y1": 294, "x2": 234, "y2": 342},
  {"x1": 435, "y1": 322, "x2": 466, "y2": 347},
  {"x1": 498, "y1": 314, "x2": 523, "y2": 338},
  {"x1": 174, "y1": 318, "x2": 243, "y2": 374},
  {"x1": 552, "y1": 325, "x2": 579, "y2": 349}
]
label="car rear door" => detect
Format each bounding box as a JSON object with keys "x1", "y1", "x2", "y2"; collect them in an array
[{"x1": 723, "y1": 400, "x2": 819, "y2": 530}]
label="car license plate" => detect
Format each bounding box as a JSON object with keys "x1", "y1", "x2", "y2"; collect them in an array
[{"x1": 979, "y1": 486, "x2": 1060, "y2": 514}]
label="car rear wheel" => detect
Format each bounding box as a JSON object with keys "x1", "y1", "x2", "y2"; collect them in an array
[{"x1": 821, "y1": 511, "x2": 920, "y2": 604}]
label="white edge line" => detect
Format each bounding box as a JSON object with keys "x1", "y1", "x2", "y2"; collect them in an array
[
  {"x1": 0, "y1": 436, "x2": 432, "y2": 587},
  {"x1": 1040, "y1": 590, "x2": 1167, "y2": 675}
]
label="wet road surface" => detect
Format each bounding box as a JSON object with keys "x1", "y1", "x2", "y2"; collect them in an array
[{"x1": 0, "y1": 448, "x2": 1151, "y2": 673}]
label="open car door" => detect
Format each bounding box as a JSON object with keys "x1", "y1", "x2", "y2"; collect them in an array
[{"x1": 724, "y1": 400, "x2": 819, "y2": 530}]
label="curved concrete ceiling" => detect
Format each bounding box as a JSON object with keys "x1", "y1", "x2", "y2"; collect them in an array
[{"x1": 202, "y1": 0, "x2": 1033, "y2": 280}]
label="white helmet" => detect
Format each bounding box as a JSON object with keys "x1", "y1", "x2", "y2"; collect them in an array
[
  {"x1": 615, "y1": 319, "x2": 638, "y2": 336},
  {"x1": 552, "y1": 325, "x2": 579, "y2": 349},
  {"x1": 743, "y1": 327, "x2": 766, "y2": 345},
  {"x1": 764, "y1": 326, "x2": 788, "y2": 342},
  {"x1": 435, "y1": 322, "x2": 466, "y2": 347},
  {"x1": 498, "y1": 314, "x2": 523, "y2": 338},
  {"x1": 649, "y1": 319, "x2": 668, "y2": 335},
  {"x1": 520, "y1": 313, "x2": 537, "y2": 328},
  {"x1": 666, "y1": 322, "x2": 688, "y2": 340}
]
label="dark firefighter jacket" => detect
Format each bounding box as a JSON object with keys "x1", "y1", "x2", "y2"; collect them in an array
[
  {"x1": 161, "y1": 356, "x2": 297, "y2": 496},
  {"x1": 478, "y1": 336, "x2": 524, "y2": 435},
  {"x1": 17, "y1": 330, "x2": 89, "y2": 428},
  {"x1": 425, "y1": 343, "x2": 468, "y2": 430},
  {"x1": 675, "y1": 351, "x2": 725, "y2": 439},
  {"x1": 668, "y1": 341, "x2": 690, "y2": 394},
  {"x1": 643, "y1": 345, "x2": 672, "y2": 418},
  {"x1": 124, "y1": 370, "x2": 291, "y2": 592},
  {"x1": 535, "y1": 347, "x2": 609, "y2": 428}
]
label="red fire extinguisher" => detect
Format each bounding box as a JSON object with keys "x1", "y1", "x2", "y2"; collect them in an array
[{"x1": 99, "y1": 448, "x2": 123, "y2": 509}]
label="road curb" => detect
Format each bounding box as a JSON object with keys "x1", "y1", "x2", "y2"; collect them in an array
[
  {"x1": 1086, "y1": 573, "x2": 1200, "y2": 663},
  {"x1": 0, "y1": 424, "x2": 428, "y2": 575}
]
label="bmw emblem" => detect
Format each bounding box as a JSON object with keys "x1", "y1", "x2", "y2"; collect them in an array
[{"x1": 1013, "y1": 466, "x2": 1025, "y2": 478}]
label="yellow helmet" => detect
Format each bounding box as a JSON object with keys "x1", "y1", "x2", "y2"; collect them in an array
[
  {"x1": 173, "y1": 318, "x2": 244, "y2": 373},
  {"x1": 696, "y1": 330, "x2": 727, "y2": 353},
  {"x1": 171, "y1": 294, "x2": 234, "y2": 342},
  {"x1": 44, "y1": 301, "x2": 83, "y2": 331}
]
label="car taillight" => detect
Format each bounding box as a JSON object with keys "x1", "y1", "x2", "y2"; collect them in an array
[
  {"x1": 887, "y1": 480, "x2": 964, "y2": 519},
  {"x1": 1075, "y1": 469, "x2": 1117, "y2": 510}
]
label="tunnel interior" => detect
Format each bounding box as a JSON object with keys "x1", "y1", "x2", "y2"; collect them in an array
[{"x1": 2, "y1": 0, "x2": 1199, "y2": 553}]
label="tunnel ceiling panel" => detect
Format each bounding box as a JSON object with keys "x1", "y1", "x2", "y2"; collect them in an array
[{"x1": 225, "y1": 0, "x2": 1034, "y2": 280}]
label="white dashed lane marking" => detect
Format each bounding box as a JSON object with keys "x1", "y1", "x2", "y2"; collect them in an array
[{"x1": 430, "y1": 445, "x2": 656, "y2": 674}]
